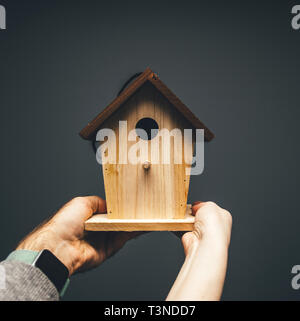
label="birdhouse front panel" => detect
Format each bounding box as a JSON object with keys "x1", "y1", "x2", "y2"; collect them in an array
[{"x1": 99, "y1": 81, "x2": 194, "y2": 220}]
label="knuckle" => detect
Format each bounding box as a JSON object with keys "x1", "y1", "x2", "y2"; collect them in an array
[
  {"x1": 193, "y1": 220, "x2": 204, "y2": 237},
  {"x1": 71, "y1": 197, "x2": 90, "y2": 209},
  {"x1": 71, "y1": 196, "x2": 84, "y2": 204},
  {"x1": 204, "y1": 201, "x2": 218, "y2": 210},
  {"x1": 182, "y1": 232, "x2": 191, "y2": 244},
  {"x1": 223, "y1": 209, "x2": 232, "y2": 222},
  {"x1": 206, "y1": 201, "x2": 217, "y2": 207},
  {"x1": 223, "y1": 209, "x2": 231, "y2": 218}
]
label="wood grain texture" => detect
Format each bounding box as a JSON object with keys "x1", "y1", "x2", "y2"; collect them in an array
[
  {"x1": 101, "y1": 82, "x2": 193, "y2": 220},
  {"x1": 79, "y1": 67, "x2": 214, "y2": 142},
  {"x1": 85, "y1": 205, "x2": 194, "y2": 231}
]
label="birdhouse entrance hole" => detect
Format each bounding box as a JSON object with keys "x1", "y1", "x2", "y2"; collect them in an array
[{"x1": 135, "y1": 117, "x2": 159, "y2": 140}]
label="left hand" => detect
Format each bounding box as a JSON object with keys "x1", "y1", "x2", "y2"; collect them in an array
[{"x1": 17, "y1": 196, "x2": 142, "y2": 276}]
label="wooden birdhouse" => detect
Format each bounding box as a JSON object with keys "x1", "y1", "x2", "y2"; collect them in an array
[{"x1": 80, "y1": 68, "x2": 214, "y2": 231}]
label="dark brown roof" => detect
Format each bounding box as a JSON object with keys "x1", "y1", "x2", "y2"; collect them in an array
[{"x1": 79, "y1": 67, "x2": 214, "y2": 142}]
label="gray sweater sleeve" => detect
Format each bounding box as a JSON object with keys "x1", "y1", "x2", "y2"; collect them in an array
[{"x1": 0, "y1": 260, "x2": 59, "y2": 301}]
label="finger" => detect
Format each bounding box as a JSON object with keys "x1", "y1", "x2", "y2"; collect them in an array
[
  {"x1": 84, "y1": 196, "x2": 107, "y2": 216},
  {"x1": 192, "y1": 201, "x2": 205, "y2": 215},
  {"x1": 57, "y1": 196, "x2": 106, "y2": 222}
]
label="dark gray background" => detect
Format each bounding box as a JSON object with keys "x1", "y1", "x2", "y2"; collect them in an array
[{"x1": 0, "y1": 0, "x2": 299, "y2": 300}]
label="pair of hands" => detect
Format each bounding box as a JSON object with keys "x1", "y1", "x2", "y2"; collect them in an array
[{"x1": 17, "y1": 196, "x2": 232, "y2": 277}]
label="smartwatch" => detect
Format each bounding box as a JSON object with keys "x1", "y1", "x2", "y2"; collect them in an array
[{"x1": 6, "y1": 249, "x2": 70, "y2": 297}]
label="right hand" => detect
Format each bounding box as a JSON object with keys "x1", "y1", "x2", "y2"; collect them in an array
[{"x1": 181, "y1": 201, "x2": 232, "y2": 257}]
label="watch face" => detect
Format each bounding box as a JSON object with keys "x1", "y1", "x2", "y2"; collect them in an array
[{"x1": 34, "y1": 250, "x2": 69, "y2": 292}]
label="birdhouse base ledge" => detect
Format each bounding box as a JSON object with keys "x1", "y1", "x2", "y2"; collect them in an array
[{"x1": 85, "y1": 205, "x2": 195, "y2": 231}]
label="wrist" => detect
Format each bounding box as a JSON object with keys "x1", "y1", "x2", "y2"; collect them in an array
[
  {"x1": 7, "y1": 249, "x2": 71, "y2": 297},
  {"x1": 17, "y1": 227, "x2": 80, "y2": 276},
  {"x1": 185, "y1": 236, "x2": 229, "y2": 261}
]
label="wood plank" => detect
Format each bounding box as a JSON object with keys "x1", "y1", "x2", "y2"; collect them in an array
[{"x1": 85, "y1": 205, "x2": 194, "y2": 231}]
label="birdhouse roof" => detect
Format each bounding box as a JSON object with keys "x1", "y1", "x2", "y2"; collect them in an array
[{"x1": 79, "y1": 67, "x2": 214, "y2": 142}]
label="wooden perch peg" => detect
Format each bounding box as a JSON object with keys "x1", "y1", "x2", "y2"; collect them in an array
[{"x1": 143, "y1": 160, "x2": 151, "y2": 170}]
